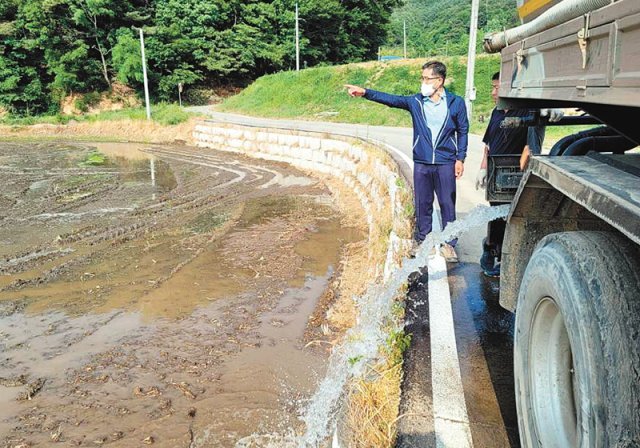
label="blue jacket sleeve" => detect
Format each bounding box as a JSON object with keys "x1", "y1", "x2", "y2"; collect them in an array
[
  {"x1": 454, "y1": 98, "x2": 469, "y2": 161},
  {"x1": 363, "y1": 89, "x2": 411, "y2": 111}
]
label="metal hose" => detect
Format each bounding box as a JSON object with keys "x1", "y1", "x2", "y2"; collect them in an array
[
  {"x1": 483, "y1": 0, "x2": 612, "y2": 53},
  {"x1": 562, "y1": 135, "x2": 637, "y2": 156},
  {"x1": 549, "y1": 126, "x2": 611, "y2": 155}
]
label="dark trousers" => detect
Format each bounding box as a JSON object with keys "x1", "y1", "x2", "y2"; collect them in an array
[{"x1": 413, "y1": 162, "x2": 457, "y2": 246}]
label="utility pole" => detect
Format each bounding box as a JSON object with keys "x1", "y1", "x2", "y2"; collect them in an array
[
  {"x1": 403, "y1": 19, "x2": 407, "y2": 59},
  {"x1": 464, "y1": 0, "x2": 480, "y2": 122},
  {"x1": 295, "y1": 3, "x2": 300, "y2": 71},
  {"x1": 135, "y1": 27, "x2": 151, "y2": 120}
]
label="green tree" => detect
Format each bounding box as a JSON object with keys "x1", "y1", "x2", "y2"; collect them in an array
[
  {"x1": 1, "y1": 0, "x2": 405, "y2": 114},
  {"x1": 384, "y1": 0, "x2": 519, "y2": 58},
  {"x1": 338, "y1": 0, "x2": 402, "y2": 62},
  {"x1": 68, "y1": 0, "x2": 119, "y2": 88}
]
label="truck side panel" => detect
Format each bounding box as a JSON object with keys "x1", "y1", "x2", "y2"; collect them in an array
[{"x1": 499, "y1": 1, "x2": 640, "y2": 108}]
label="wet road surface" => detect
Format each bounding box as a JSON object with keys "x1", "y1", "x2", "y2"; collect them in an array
[
  {"x1": 396, "y1": 245, "x2": 518, "y2": 448},
  {"x1": 448, "y1": 263, "x2": 518, "y2": 447}
]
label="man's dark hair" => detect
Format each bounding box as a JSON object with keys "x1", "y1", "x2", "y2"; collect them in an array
[
  {"x1": 422, "y1": 61, "x2": 447, "y2": 79},
  {"x1": 492, "y1": 71, "x2": 500, "y2": 81}
]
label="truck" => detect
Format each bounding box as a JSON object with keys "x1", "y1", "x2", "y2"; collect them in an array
[{"x1": 483, "y1": 0, "x2": 640, "y2": 446}]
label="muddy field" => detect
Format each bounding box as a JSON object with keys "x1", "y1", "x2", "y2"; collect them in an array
[{"x1": 0, "y1": 142, "x2": 364, "y2": 447}]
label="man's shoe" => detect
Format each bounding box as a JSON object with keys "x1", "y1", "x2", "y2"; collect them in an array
[
  {"x1": 441, "y1": 243, "x2": 459, "y2": 263},
  {"x1": 483, "y1": 264, "x2": 501, "y2": 278}
]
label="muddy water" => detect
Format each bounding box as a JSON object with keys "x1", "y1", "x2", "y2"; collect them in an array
[{"x1": 0, "y1": 142, "x2": 363, "y2": 447}]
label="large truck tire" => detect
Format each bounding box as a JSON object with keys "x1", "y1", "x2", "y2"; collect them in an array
[{"x1": 514, "y1": 231, "x2": 640, "y2": 447}]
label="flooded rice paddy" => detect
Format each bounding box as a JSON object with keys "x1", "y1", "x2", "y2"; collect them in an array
[{"x1": 0, "y1": 141, "x2": 363, "y2": 447}]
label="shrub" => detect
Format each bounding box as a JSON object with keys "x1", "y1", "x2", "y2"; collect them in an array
[{"x1": 74, "y1": 92, "x2": 102, "y2": 113}]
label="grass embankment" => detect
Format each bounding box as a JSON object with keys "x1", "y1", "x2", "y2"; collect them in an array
[
  {"x1": 220, "y1": 56, "x2": 500, "y2": 133},
  {"x1": 220, "y1": 56, "x2": 588, "y2": 143}
]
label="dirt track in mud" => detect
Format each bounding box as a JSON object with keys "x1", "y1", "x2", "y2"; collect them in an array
[{"x1": 0, "y1": 142, "x2": 364, "y2": 447}]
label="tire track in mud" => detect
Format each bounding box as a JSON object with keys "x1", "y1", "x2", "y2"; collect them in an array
[
  {"x1": 0, "y1": 139, "x2": 284, "y2": 297},
  {"x1": 0, "y1": 141, "x2": 315, "y2": 292},
  {"x1": 0, "y1": 141, "x2": 363, "y2": 447},
  {"x1": 0, "y1": 145, "x2": 318, "y2": 302}
]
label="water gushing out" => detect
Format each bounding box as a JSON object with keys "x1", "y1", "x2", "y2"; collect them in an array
[
  {"x1": 231, "y1": 205, "x2": 510, "y2": 447},
  {"x1": 297, "y1": 204, "x2": 511, "y2": 447}
]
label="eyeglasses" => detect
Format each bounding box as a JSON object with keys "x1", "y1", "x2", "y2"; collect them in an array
[{"x1": 421, "y1": 76, "x2": 442, "y2": 82}]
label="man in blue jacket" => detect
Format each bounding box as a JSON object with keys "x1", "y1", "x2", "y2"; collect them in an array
[{"x1": 345, "y1": 61, "x2": 469, "y2": 262}]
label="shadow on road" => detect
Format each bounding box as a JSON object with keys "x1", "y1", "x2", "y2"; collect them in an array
[{"x1": 449, "y1": 262, "x2": 520, "y2": 448}]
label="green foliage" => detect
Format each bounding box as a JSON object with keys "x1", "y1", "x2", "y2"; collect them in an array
[
  {"x1": 403, "y1": 202, "x2": 415, "y2": 220},
  {"x1": 150, "y1": 102, "x2": 191, "y2": 125},
  {"x1": 385, "y1": 328, "x2": 412, "y2": 365},
  {"x1": 182, "y1": 88, "x2": 216, "y2": 106},
  {"x1": 0, "y1": 0, "x2": 151, "y2": 114},
  {"x1": 0, "y1": 0, "x2": 19, "y2": 18},
  {"x1": 80, "y1": 150, "x2": 108, "y2": 166},
  {"x1": 382, "y1": 0, "x2": 519, "y2": 58},
  {"x1": 74, "y1": 92, "x2": 101, "y2": 112},
  {"x1": 1, "y1": 0, "x2": 402, "y2": 116},
  {"x1": 111, "y1": 29, "x2": 143, "y2": 85},
  {"x1": 221, "y1": 55, "x2": 502, "y2": 129}
]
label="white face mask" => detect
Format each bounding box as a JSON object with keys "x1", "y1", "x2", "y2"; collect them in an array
[{"x1": 421, "y1": 83, "x2": 435, "y2": 97}]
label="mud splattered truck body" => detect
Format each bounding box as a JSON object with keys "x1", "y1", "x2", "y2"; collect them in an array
[{"x1": 484, "y1": 0, "x2": 640, "y2": 446}]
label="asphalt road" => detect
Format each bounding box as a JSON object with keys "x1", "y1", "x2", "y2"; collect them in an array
[{"x1": 190, "y1": 107, "x2": 519, "y2": 447}]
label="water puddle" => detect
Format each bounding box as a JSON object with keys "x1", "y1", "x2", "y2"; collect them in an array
[
  {"x1": 91, "y1": 142, "x2": 178, "y2": 192},
  {"x1": 0, "y1": 141, "x2": 363, "y2": 446}
]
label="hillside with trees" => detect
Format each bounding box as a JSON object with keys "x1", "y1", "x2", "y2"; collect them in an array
[
  {"x1": 0, "y1": 0, "x2": 400, "y2": 115},
  {"x1": 0, "y1": 0, "x2": 520, "y2": 117},
  {"x1": 382, "y1": 0, "x2": 519, "y2": 58}
]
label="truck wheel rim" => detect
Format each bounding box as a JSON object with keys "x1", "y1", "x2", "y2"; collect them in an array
[{"x1": 529, "y1": 297, "x2": 578, "y2": 446}]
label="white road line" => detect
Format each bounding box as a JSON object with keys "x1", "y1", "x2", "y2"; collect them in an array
[
  {"x1": 428, "y1": 211, "x2": 473, "y2": 447},
  {"x1": 370, "y1": 134, "x2": 474, "y2": 447},
  {"x1": 362, "y1": 137, "x2": 414, "y2": 170}
]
